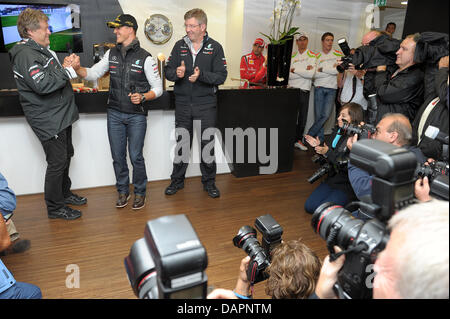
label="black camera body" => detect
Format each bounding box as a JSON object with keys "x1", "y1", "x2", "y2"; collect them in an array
[
  {"x1": 124, "y1": 214, "x2": 208, "y2": 299},
  {"x1": 307, "y1": 153, "x2": 349, "y2": 184},
  {"x1": 341, "y1": 122, "x2": 377, "y2": 140},
  {"x1": 233, "y1": 214, "x2": 283, "y2": 285},
  {"x1": 336, "y1": 36, "x2": 400, "y2": 73},
  {"x1": 311, "y1": 139, "x2": 418, "y2": 299}
]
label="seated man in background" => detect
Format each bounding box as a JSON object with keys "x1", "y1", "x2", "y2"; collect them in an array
[
  {"x1": 0, "y1": 172, "x2": 30, "y2": 256},
  {"x1": 314, "y1": 199, "x2": 449, "y2": 299},
  {"x1": 240, "y1": 38, "x2": 266, "y2": 87},
  {"x1": 207, "y1": 239, "x2": 321, "y2": 299}
]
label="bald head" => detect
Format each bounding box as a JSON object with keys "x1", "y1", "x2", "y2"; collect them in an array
[
  {"x1": 362, "y1": 30, "x2": 381, "y2": 46},
  {"x1": 375, "y1": 113, "x2": 412, "y2": 146}
]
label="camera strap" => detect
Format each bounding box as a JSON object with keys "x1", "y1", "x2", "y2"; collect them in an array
[{"x1": 329, "y1": 243, "x2": 366, "y2": 262}]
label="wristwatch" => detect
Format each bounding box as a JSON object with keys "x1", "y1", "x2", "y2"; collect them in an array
[{"x1": 141, "y1": 94, "x2": 146, "y2": 103}]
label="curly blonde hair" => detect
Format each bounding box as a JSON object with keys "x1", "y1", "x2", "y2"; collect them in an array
[
  {"x1": 17, "y1": 8, "x2": 48, "y2": 39},
  {"x1": 265, "y1": 239, "x2": 321, "y2": 299}
]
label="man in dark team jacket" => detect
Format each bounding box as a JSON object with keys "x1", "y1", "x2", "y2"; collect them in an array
[
  {"x1": 164, "y1": 8, "x2": 228, "y2": 198},
  {"x1": 374, "y1": 33, "x2": 424, "y2": 123},
  {"x1": 9, "y1": 8, "x2": 86, "y2": 220}
]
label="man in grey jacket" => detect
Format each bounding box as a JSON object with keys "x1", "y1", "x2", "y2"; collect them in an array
[{"x1": 9, "y1": 8, "x2": 85, "y2": 220}]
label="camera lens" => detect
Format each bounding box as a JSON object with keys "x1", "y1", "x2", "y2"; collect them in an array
[
  {"x1": 233, "y1": 225, "x2": 257, "y2": 248},
  {"x1": 311, "y1": 202, "x2": 364, "y2": 248},
  {"x1": 307, "y1": 163, "x2": 330, "y2": 184}
]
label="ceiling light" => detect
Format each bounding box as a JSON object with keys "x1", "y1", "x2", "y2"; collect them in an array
[{"x1": 401, "y1": 1, "x2": 408, "y2": 4}]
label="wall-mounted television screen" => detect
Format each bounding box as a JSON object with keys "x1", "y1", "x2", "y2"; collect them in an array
[{"x1": 0, "y1": 2, "x2": 82, "y2": 52}]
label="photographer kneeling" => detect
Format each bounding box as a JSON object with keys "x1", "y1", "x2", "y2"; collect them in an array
[
  {"x1": 208, "y1": 239, "x2": 321, "y2": 299},
  {"x1": 303, "y1": 103, "x2": 364, "y2": 214},
  {"x1": 347, "y1": 113, "x2": 426, "y2": 213},
  {"x1": 313, "y1": 199, "x2": 449, "y2": 299}
]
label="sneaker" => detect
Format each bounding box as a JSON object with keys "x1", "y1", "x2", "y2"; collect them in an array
[
  {"x1": 204, "y1": 183, "x2": 220, "y2": 198},
  {"x1": 132, "y1": 194, "x2": 146, "y2": 210},
  {"x1": 165, "y1": 182, "x2": 184, "y2": 195},
  {"x1": 0, "y1": 238, "x2": 31, "y2": 256},
  {"x1": 294, "y1": 140, "x2": 308, "y2": 151},
  {"x1": 116, "y1": 193, "x2": 131, "y2": 208},
  {"x1": 48, "y1": 206, "x2": 82, "y2": 220},
  {"x1": 64, "y1": 192, "x2": 87, "y2": 205}
]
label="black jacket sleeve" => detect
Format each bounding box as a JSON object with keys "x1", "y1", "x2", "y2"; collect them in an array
[
  {"x1": 14, "y1": 51, "x2": 70, "y2": 95},
  {"x1": 165, "y1": 43, "x2": 181, "y2": 82},
  {"x1": 436, "y1": 67, "x2": 449, "y2": 106}
]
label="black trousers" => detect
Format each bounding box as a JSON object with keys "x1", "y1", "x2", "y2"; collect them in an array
[
  {"x1": 171, "y1": 102, "x2": 217, "y2": 186},
  {"x1": 296, "y1": 89, "x2": 310, "y2": 141},
  {"x1": 40, "y1": 126, "x2": 73, "y2": 213}
]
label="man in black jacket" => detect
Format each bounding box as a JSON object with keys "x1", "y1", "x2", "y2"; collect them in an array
[
  {"x1": 164, "y1": 8, "x2": 228, "y2": 198},
  {"x1": 375, "y1": 33, "x2": 424, "y2": 123},
  {"x1": 10, "y1": 8, "x2": 85, "y2": 220}
]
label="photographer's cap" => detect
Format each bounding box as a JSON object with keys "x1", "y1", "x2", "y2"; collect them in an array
[
  {"x1": 107, "y1": 14, "x2": 138, "y2": 31},
  {"x1": 295, "y1": 32, "x2": 309, "y2": 40}
]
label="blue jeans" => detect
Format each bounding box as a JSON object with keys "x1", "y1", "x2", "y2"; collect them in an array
[
  {"x1": 304, "y1": 182, "x2": 349, "y2": 214},
  {"x1": 307, "y1": 87, "x2": 337, "y2": 142},
  {"x1": 0, "y1": 282, "x2": 42, "y2": 299},
  {"x1": 107, "y1": 108, "x2": 148, "y2": 196}
]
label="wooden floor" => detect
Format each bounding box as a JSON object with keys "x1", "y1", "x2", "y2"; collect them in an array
[{"x1": 2, "y1": 147, "x2": 329, "y2": 299}]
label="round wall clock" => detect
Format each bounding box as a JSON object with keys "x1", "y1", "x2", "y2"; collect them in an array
[{"x1": 144, "y1": 14, "x2": 173, "y2": 45}]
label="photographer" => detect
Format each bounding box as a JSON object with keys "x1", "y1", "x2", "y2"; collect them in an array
[
  {"x1": 374, "y1": 33, "x2": 425, "y2": 123},
  {"x1": 303, "y1": 103, "x2": 364, "y2": 214},
  {"x1": 347, "y1": 113, "x2": 426, "y2": 203},
  {"x1": 313, "y1": 199, "x2": 449, "y2": 299},
  {"x1": 412, "y1": 55, "x2": 449, "y2": 160},
  {"x1": 208, "y1": 239, "x2": 321, "y2": 299}
]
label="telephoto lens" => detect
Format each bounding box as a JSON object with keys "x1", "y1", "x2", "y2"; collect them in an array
[{"x1": 311, "y1": 202, "x2": 364, "y2": 247}]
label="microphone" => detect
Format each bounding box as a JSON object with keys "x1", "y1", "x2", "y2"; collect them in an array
[
  {"x1": 425, "y1": 126, "x2": 449, "y2": 145},
  {"x1": 66, "y1": 42, "x2": 73, "y2": 55}
]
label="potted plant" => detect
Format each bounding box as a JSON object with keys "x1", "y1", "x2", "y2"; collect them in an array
[{"x1": 261, "y1": 0, "x2": 301, "y2": 86}]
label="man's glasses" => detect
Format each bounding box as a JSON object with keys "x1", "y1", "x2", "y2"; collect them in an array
[{"x1": 184, "y1": 24, "x2": 200, "y2": 30}]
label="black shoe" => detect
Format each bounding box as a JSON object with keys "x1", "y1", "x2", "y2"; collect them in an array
[
  {"x1": 165, "y1": 182, "x2": 184, "y2": 195},
  {"x1": 132, "y1": 194, "x2": 146, "y2": 210},
  {"x1": 204, "y1": 183, "x2": 220, "y2": 198},
  {"x1": 0, "y1": 239, "x2": 31, "y2": 256},
  {"x1": 48, "y1": 206, "x2": 82, "y2": 220},
  {"x1": 64, "y1": 192, "x2": 87, "y2": 206},
  {"x1": 116, "y1": 193, "x2": 131, "y2": 208}
]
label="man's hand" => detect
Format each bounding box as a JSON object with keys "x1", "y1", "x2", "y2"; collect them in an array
[
  {"x1": 70, "y1": 54, "x2": 81, "y2": 70},
  {"x1": 189, "y1": 66, "x2": 200, "y2": 83},
  {"x1": 207, "y1": 288, "x2": 238, "y2": 299},
  {"x1": 234, "y1": 256, "x2": 251, "y2": 296},
  {"x1": 376, "y1": 65, "x2": 387, "y2": 72},
  {"x1": 177, "y1": 60, "x2": 186, "y2": 78},
  {"x1": 438, "y1": 55, "x2": 449, "y2": 69},
  {"x1": 63, "y1": 55, "x2": 73, "y2": 68},
  {"x1": 415, "y1": 176, "x2": 432, "y2": 202},
  {"x1": 315, "y1": 246, "x2": 345, "y2": 299},
  {"x1": 128, "y1": 93, "x2": 144, "y2": 105}
]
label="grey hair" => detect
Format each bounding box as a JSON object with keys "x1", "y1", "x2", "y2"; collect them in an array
[{"x1": 387, "y1": 199, "x2": 449, "y2": 299}]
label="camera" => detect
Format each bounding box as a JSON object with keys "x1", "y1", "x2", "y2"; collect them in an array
[
  {"x1": 124, "y1": 214, "x2": 208, "y2": 299},
  {"x1": 233, "y1": 214, "x2": 283, "y2": 285},
  {"x1": 307, "y1": 154, "x2": 349, "y2": 184},
  {"x1": 311, "y1": 139, "x2": 418, "y2": 299},
  {"x1": 336, "y1": 36, "x2": 400, "y2": 73},
  {"x1": 341, "y1": 122, "x2": 377, "y2": 140},
  {"x1": 415, "y1": 160, "x2": 449, "y2": 201}
]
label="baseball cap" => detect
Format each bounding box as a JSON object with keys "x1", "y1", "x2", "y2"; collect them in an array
[
  {"x1": 253, "y1": 38, "x2": 265, "y2": 47},
  {"x1": 107, "y1": 14, "x2": 138, "y2": 31},
  {"x1": 295, "y1": 32, "x2": 308, "y2": 40}
]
